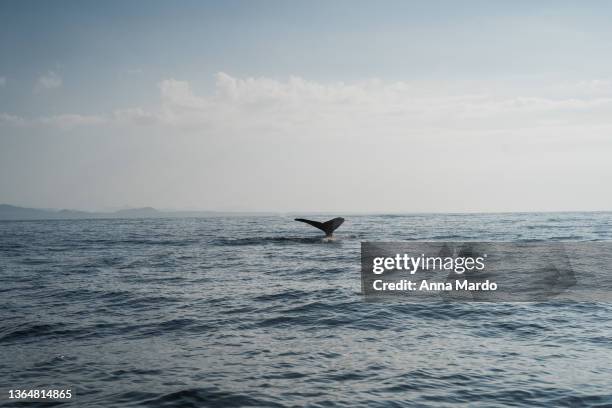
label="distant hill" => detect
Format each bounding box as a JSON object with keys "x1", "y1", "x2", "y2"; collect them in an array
[
  {"x1": 0, "y1": 204, "x2": 274, "y2": 220},
  {"x1": 0, "y1": 204, "x2": 123, "y2": 220},
  {"x1": 0, "y1": 204, "x2": 77, "y2": 220},
  {"x1": 113, "y1": 207, "x2": 160, "y2": 217}
]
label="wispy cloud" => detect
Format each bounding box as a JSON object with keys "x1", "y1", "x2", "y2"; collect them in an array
[
  {"x1": 0, "y1": 76, "x2": 6, "y2": 87},
  {"x1": 0, "y1": 112, "x2": 105, "y2": 129},
  {"x1": 0, "y1": 112, "x2": 25, "y2": 126},
  {"x1": 137, "y1": 73, "x2": 612, "y2": 133},
  {"x1": 36, "y1": 71, "x2": 62, "y2": 90},
  {"x1": 5, "y1": 72, "x2": 612, "y2": 135}
]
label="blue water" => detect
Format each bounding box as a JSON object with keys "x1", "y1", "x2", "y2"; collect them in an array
[{"x1": 1, "y1": 213, "x2": 612, "y2": 407}]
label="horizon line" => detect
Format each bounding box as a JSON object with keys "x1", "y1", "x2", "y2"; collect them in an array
[{"x1": 1, "y1": 203, "x2": 611, "y2": 217}]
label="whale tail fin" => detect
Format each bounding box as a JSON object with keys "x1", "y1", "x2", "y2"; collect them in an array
[{"x1": 295, "y1": 217, "x2": 345, "y2": 237}]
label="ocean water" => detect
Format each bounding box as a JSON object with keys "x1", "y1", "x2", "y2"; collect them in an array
[{"x1": 1, "y1": 213, "x2": 612, "y2": 407}]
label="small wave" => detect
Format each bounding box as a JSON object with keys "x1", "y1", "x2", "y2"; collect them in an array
[
  {"x1": 0, "y1": 322, "x2": 87, "y2": 344},
  {"x1": 212, "y1": 236, "x2": 337, "y2": 246},
  {"x1": 79, "y1": 238, "x2": 200, "y2": 246},
  {"x1": 253, "y1": 289, "x2": 310, "y2": 302},
  {"x1": 19, "y1": 258, "x2": 52, "y2": 265},
  {"x1": 119, "y1": 318, "x2": 214, "y2": 339},
  {"x1": 429, "y1": 234, "x2": 468, "y2": 240},
  {"x1": 139, "y1": 388, "x2": 284, "y2": 408},
  {"x1": 548, "y1": 235, "x2": 584, "y2": 240}
]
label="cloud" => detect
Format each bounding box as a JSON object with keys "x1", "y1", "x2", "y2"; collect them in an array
[
  {"x1": 0, "y1": 112, "x2": 26, "y2": 126},
  {"x1": 556, "y1": 79, "x2": 612, "y2": 95},
  {"x1": 37, "y1": 114, "x2": 106, "y2": 129},
  {"x1": 0, "y1": 112, "x2": 105, "y2": 129},
  {"x1": 36, "y1": 71, "x2": 62, "y2": 90},
  {"x1": 5, "y1": 72, "x2": 612, "y2": 135},
  {"x1": 142, "y1": 73, "x2": 612, "y2": 134},
  {"x1": 112, "y1": 108, "x2": 157, "y2": 125},
  {"x1": 0, "y1": 76, "x2": 5, "y2": 87},
  {"x1": 159, "y1": 79, "x2": 209, "y2": 110}
]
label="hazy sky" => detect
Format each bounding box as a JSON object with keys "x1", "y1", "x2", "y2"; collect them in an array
[{"x1": 1, "y1": 0, "x2": 612, "y2": 212}]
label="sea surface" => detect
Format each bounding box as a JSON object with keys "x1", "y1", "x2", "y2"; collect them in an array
[{"x1": 1, "y1": 213, "x2": 612, "y2": 407}]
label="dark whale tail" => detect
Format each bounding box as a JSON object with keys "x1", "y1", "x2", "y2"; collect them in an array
[{"x1": 295, "y1": 217, "x2": 345, "y2": 237}]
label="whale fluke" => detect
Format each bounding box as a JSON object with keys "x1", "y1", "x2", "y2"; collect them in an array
[{"x1": 295, "y1": 217, "x2": 345, "y2": 237}]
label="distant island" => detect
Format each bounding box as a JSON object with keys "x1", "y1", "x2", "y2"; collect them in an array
[{"x1": 0, "y1": 204, "x2": 275, "y2": 221}]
